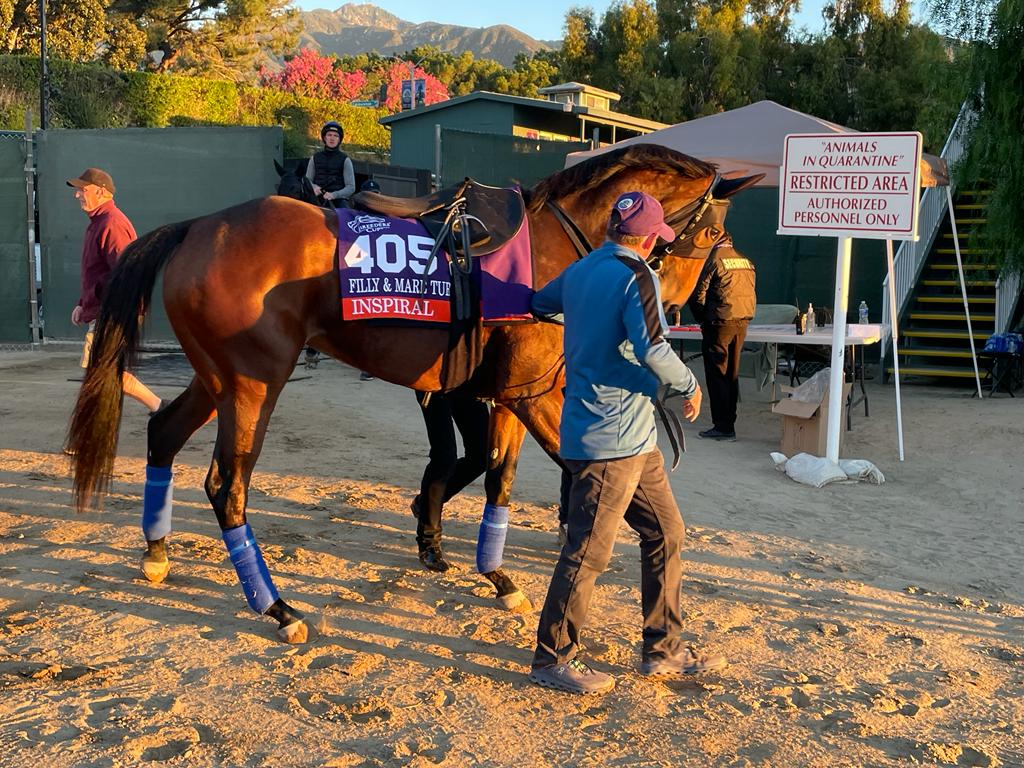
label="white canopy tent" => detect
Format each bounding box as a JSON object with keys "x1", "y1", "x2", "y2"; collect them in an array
[{"x1": 566, "y1": 101, "x2": 977, "y2": 462}]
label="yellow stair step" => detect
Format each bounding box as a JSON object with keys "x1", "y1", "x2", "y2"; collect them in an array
[
  {"x1": 887, "y1": 366, "x2": 980, "y2": 378},
  {"x1": 921, "y1": 279, "x2": 996, "y2": 287},
  {"x1": 955, "y1": 218, "x2": 987, "y2": 225},
  {"x1": 954, "y1": 204, "x2": 986, "y2": 211},
  {"x1": 899, "y1": 348, "x2": 976, "y2": 359},
  {"x1": 909, "y1": 312, "x2": 995, "y2": 321},
  {"x1": 903, "y1": 329, "x2": 989, "y2": 340},
  {"x1": 930, "y1": 262, "x2": 997, "y2": 268},
  {"x1": 917, "y1": 296, "x2": 995, "y2": 304}
]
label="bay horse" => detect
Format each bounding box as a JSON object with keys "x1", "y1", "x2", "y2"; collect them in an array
[{"x1": 67, "y1": 145, "x2": 749, "y2": 644}]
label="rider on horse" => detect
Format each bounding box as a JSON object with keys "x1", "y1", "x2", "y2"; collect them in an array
[{"x1": 306, "y1": 121, "x2": 355, "y2": 206}]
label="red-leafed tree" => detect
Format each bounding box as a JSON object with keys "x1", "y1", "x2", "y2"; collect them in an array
[{"x1": 260, "y1": 47, "x2": 368, "y2": 102}]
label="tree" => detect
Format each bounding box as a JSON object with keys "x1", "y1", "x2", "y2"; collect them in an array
[
  {"x1": 115, "y1": 0, "x2": 299, "y2": 80},
  {"x1": 260, "y1": 48, "x2": 367, "y2": 102},
  {"x1": 929, "y1": 0, "x2": 1024, "y2": 273},
  {"x1": 1, "y1": 0, "x2": 107, "y2": 61},
  {"x1": 0, "y1": 0, "x2": 298, "y2": 77},
  {"x1": 491, "y1": 53, "x2": 558, "y2": 97},
  {"x1": 560, "y1": 6, "x2": 597, "y2": 83},
  {"x1": 592, "y1": 0, "x2": 661, "y2": 114}
]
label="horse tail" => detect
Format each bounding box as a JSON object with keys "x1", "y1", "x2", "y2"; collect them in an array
[{"x1": 67, "y1": 220, "x2": 193, "y2": 512}]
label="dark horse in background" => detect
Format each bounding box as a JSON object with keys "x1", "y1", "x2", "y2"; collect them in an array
[
  {"x1": 274, "y1": 159, "x2": 319, "y2": 206},
  {"x1": 67, "y1": 145, "x2": 754, "y2": 643}
]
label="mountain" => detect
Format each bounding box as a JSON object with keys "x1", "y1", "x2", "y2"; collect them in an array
[{"x1": 296, "y1": 3, "x2": 554, "y2": 67}]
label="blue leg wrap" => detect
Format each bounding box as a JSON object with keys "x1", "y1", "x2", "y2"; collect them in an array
[
  {"x1": 222, "y1": 523, "x2": 279, "y2": 614},
  {"x1": 476, "y1": 503, "x2": 509, "y2": 573},
  {"x1": 142, "y1": 464, "x2": 173, "y2": 541}
]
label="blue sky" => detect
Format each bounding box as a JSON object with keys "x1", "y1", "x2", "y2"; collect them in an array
[{"x1": 293, "y1": 1, "x2": 925, "y2": 43}]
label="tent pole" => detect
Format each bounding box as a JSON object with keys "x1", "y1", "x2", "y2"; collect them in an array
[
  {"x1": 826, "y1": 237, "x2": 852, "y2": 464},
  {"x1": 946, "y1": 187, "x2": 982, "y2": 398},
  {"x1": 885, "y1": 239, "x2": 905, "y2": 461}
]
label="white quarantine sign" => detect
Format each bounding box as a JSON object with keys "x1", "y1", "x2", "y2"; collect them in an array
[{"x1": 778, "y1": 132, "x2": 922, "y2": 240}]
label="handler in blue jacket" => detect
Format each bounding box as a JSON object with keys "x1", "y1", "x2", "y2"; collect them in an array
[{"x1": 527, "y1": 191, "x2": 727, "y2": 695}]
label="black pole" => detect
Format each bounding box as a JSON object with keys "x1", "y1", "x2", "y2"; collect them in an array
[{"x1": 38, "y1": 0, "x2": 49, "y2": 129}]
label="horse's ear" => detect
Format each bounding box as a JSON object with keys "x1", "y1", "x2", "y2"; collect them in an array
[
  {"x1": 712, "y1": 173, "x2": 765, "y2": 200},
  {"x1": 274, "y1": 159, "x2": 286, "y2": 177}
]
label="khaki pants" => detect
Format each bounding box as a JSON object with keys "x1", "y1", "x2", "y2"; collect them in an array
[
  {"x1": 532, "y1": 449, "x2": 686, "y2": 668},
  {"x1": 79, "y1": 320, "x2": 96, "y2": 368}
]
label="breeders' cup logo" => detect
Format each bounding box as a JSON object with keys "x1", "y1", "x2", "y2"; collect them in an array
[
  {"x1": 347, "y1": 214, "x2": 391, "y2": 234},
  {"x1": 617, "y1": 196, "x2": 637, "y2": 211}
]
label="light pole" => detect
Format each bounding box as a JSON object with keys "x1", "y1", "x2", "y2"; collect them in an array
[
  {"x1": 393, "y1": 55, "x2": 428, "y2": 110},
  {"x1": 38, "y1": 0, "x2": 49, "y2": 129}
]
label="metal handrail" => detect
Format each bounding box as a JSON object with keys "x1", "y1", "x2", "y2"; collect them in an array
[
  {"x1": 880, "y1": 102, "x2": 975, "y2": 358},
  {"x1": 995, "y1": 270, "x2": 1021, "y2": 333}
]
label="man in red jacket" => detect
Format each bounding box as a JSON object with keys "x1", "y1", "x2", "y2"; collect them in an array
[{"x1": 67, "y1": 168, "x2": 161, "y2": 412}]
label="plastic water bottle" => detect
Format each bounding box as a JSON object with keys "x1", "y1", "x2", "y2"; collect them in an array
[
  {"x1": 806, "y1": 303, "x2": 816, "y2": 333},
  {"x1": 859, "y1": 301, "x2": 869, "y2": 325}
]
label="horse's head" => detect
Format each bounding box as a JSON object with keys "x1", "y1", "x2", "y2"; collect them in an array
[
  {"x1": 274, "y1": 159, "x2": 318, "y2": 205},
  {"x1": 651, "y1": 170, "x2": 764, "y2": 307},
  {"x1": 528, "y1": 145, "x2": 761, "y2": 308}
]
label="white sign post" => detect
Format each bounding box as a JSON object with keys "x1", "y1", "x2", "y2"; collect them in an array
[{"x1": 778, "y1": 132, "x2": 922, "y2": 464}]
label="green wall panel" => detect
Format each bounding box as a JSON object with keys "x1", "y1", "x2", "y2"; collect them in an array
[
  {"x1": 37, "y1": 126, "x2": 282, "y2": 341},
  {"x1": 0, "y1": 135, "x2": 30, "y2": 343}
]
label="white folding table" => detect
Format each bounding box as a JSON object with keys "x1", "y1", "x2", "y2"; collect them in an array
[{"x1": 667, "y1": 323, "x2": 891, "y2": 426}]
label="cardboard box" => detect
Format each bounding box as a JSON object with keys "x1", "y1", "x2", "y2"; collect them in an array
[{"x1": 773, "y1": 380, "x2": 852, "y2": 457}]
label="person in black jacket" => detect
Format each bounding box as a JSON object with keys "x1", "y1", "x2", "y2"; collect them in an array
[
  {"x1": 305, "y1": 121, "x2": 355, "y2": 204},
  {"x1": 689, "y1": 235, "x2": 756, "y2": 441},
  {"x1": 411, "y1": 388, "x2": 490, "y2": 572}
]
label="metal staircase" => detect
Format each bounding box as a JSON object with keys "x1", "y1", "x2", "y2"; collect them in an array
[
  {"x1": 881, "y1": 101, "x2": 1022, "y2": 386},
  {"x1": 888, "y1": 189, "x2": 997, "y2": 380}
]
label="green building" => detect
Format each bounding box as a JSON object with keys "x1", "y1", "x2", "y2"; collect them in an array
[{"x1": 380, "y1": 84, "x2": 666, "y2": 187}]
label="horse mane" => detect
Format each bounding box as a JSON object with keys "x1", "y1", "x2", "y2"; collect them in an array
[{"x1": 524, "y1": 144, "x2": 717, "y2": 213}]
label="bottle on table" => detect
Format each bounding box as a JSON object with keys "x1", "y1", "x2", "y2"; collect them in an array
[
  {"x1": 806, "y1": 303, "x2": 816, "y2": 333},
  {"x1": 859, "y1": 301, "x2": 869, "y2": 324}
]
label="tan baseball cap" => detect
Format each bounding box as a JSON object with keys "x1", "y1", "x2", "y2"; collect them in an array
[{"x1": 66, "y1": 168, "x2": 115, "y2": 195}]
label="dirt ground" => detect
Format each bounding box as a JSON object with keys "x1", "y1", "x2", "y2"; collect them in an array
[{"x1": 0, "y1": 348, "x2": 1021, "y2": 767}]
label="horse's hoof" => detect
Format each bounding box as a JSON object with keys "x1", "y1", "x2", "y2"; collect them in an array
[
  {"x1": 497, "y1": 590, "x2": 532, "y2": 614},
  {"x1": 277, "y1": 620, "x2": 308, "y2": 644},
  {"x1": 140, "y1": 555, "x2": 170, "y2": 583}
]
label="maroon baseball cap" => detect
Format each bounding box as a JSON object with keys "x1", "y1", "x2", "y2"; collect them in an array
[
  {"x1": 66, "y1": 168, "x2": 115, "y2": 195},
  {"x1": 612, "y1": 191, "x2": 675, "y2": 242}
]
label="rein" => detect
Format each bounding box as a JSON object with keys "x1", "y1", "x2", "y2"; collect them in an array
[{"x1": 545, "y1": 200, "x2": 594, "y2": 261}]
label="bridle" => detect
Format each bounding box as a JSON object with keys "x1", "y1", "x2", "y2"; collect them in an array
[{"x1": 544, "y1": 173, "x2": 720, "y2": 272}]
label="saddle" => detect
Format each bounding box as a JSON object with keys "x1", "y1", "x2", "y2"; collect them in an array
[{"x1": 351, "y1": 179, "x2": 525, "y2": 258}]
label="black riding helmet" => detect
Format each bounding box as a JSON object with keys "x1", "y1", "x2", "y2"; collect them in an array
[
  {"x1": 360, "y1": 177, "x2": 381, "y2": 193},
  {"x1": 321, "y1": 121, "x2": 343, "y2": 142}
]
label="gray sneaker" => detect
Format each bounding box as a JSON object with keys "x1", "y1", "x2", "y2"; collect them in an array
[
  {"x1": 529, "y1": 658, "x2": 615, "y2": 695},
  {"x1": 640, "y1": 646, "x2": 728, "y2": 677}
]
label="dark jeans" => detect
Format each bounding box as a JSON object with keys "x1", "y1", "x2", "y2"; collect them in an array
[
  {"x1": 416, "y1": 390, "x2": 489, "y2": 551},
  {"x1": 533, "y1": 450, "x2": 686, "y2": 668},
  {"x1": 701, "y1": 321, "x2": 749, "y2": 433}
]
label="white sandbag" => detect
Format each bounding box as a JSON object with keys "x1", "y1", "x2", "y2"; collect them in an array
[
  {"x1": 782, "y1": 452, "x2": 848, "y2": 487},
  {"x1": 838, "y1": 459, "x2": 885, "y2": 484},
  {"x1": 770, "y1": 452, "x2": 886, "y2": 488}
]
